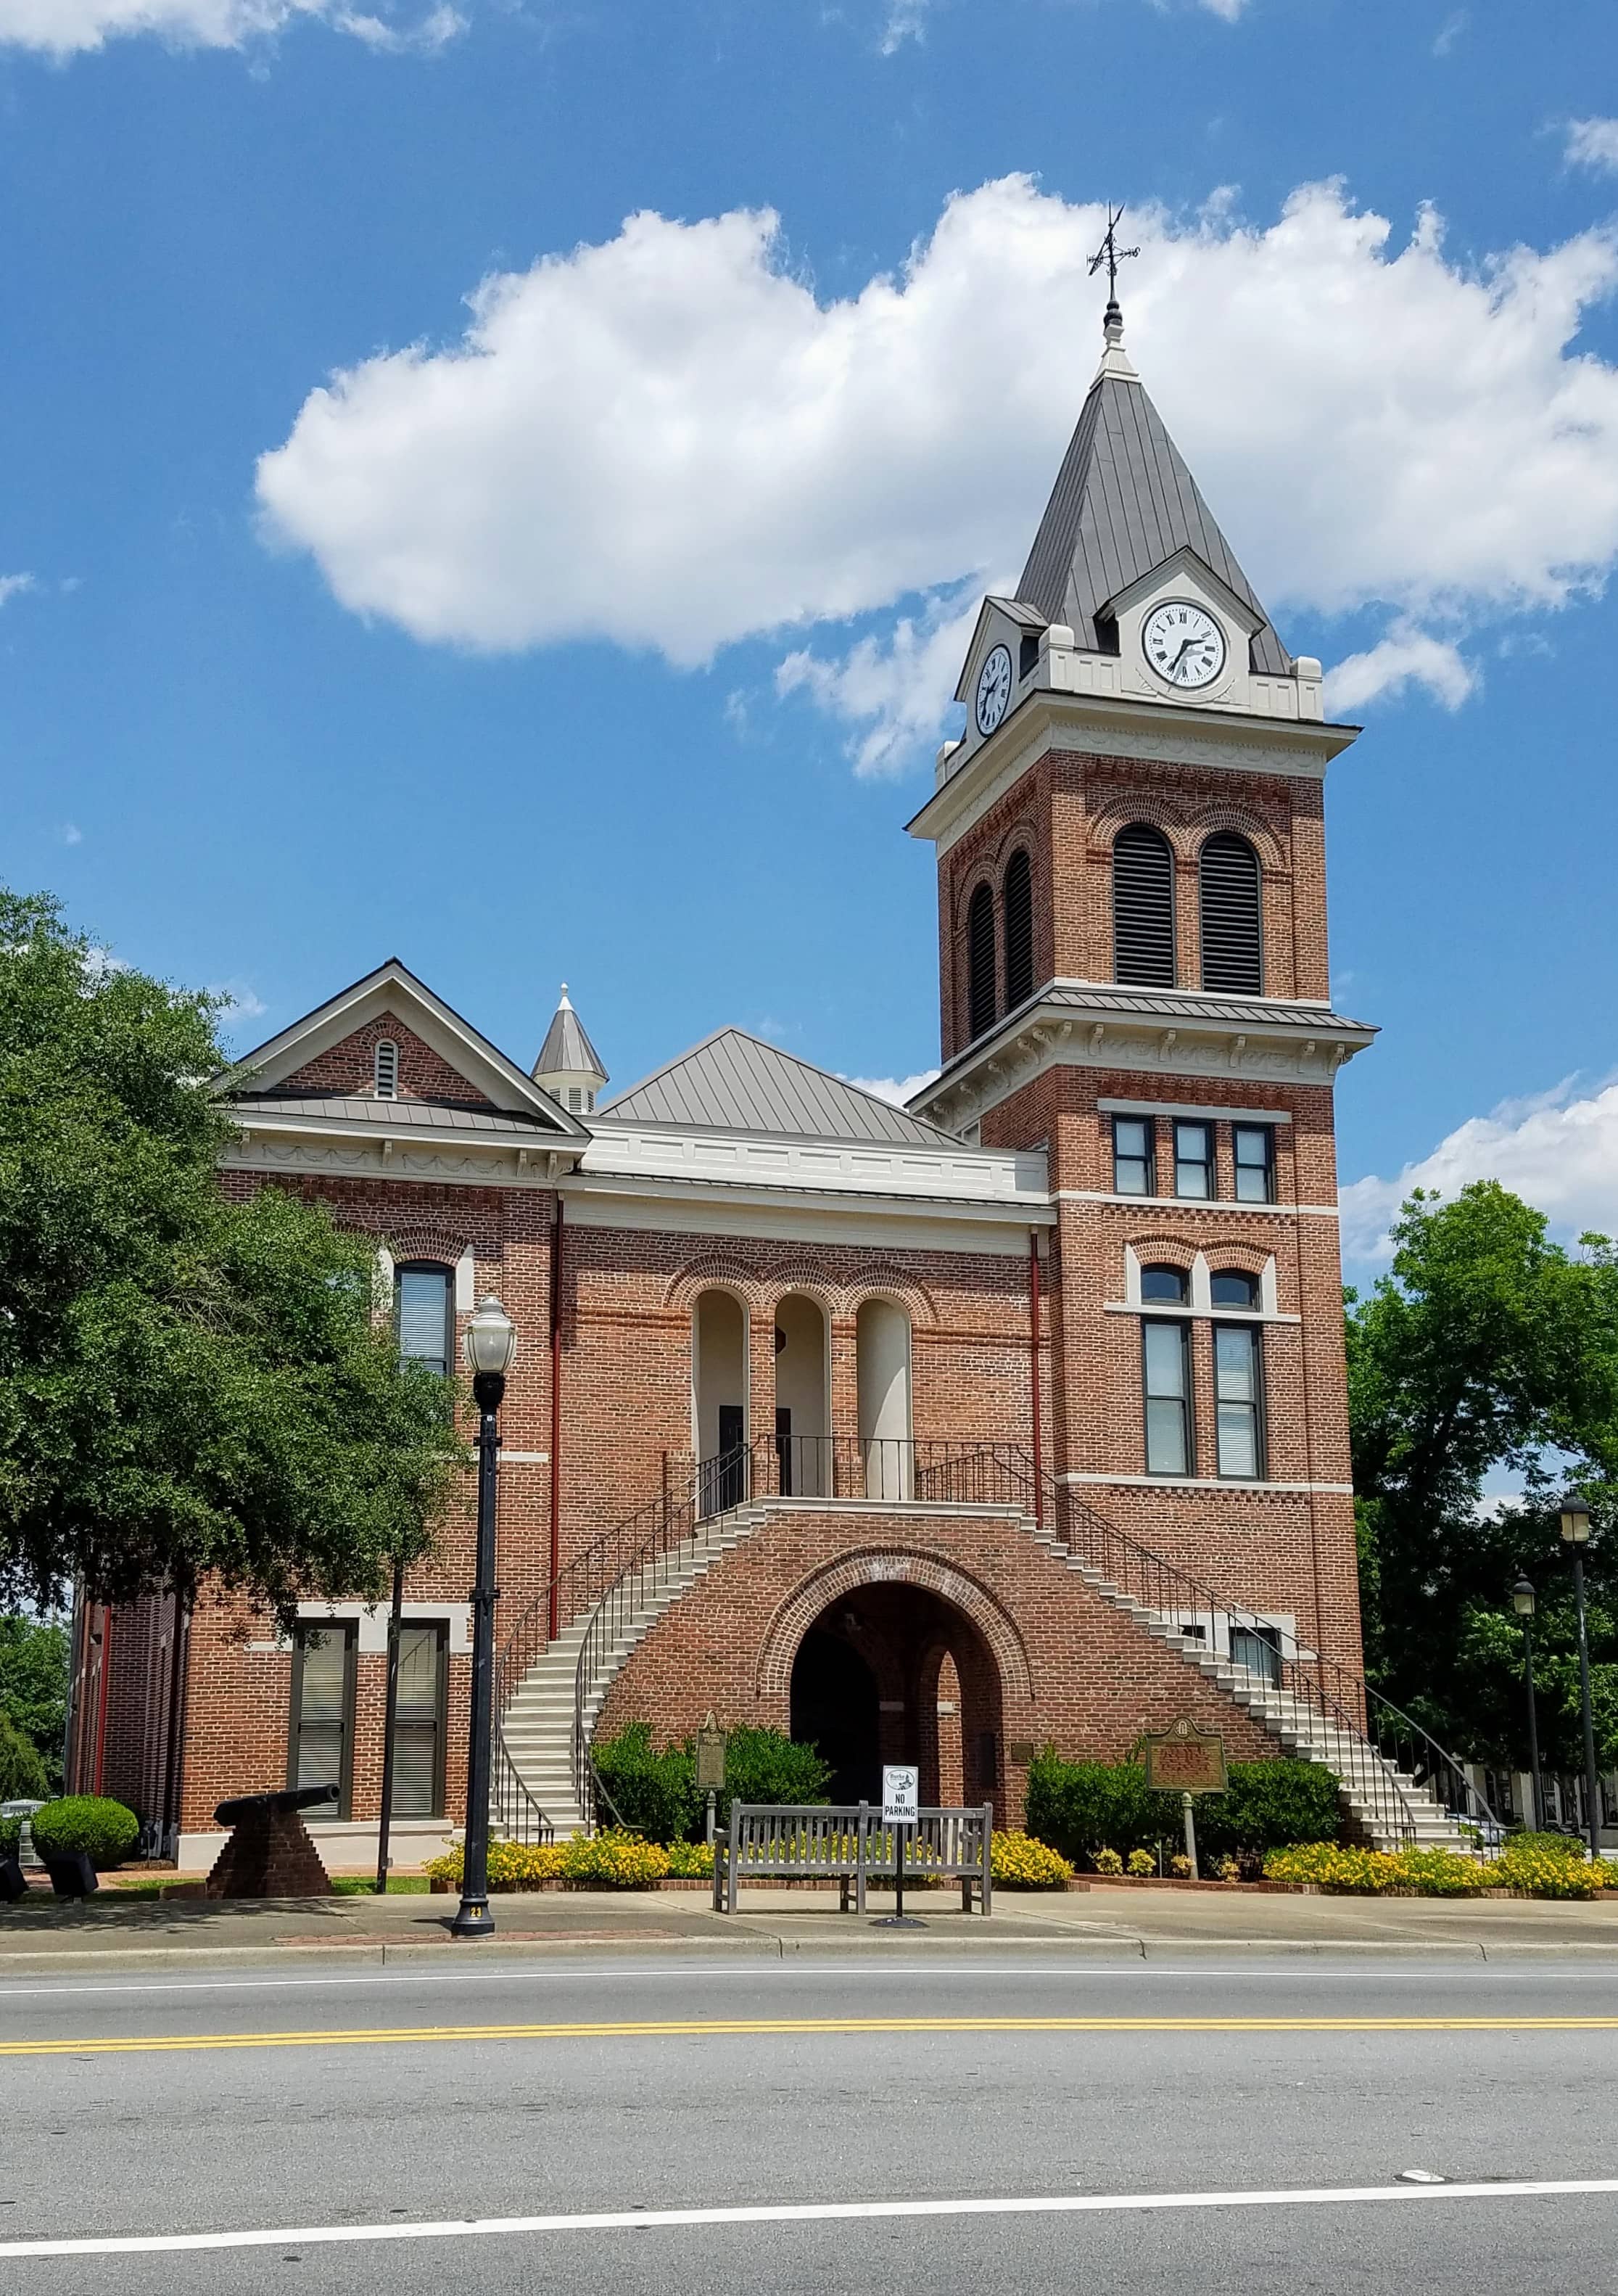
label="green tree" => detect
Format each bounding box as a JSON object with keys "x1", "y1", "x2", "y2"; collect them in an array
[
  {"x1": 0, "y1": 889, "x2": 469, "y2": 1621},
  {"x1": 1347, "y1": 1182, "x2": 1618, "y2": 1769},
  {"x1": 0, "y1": 1613, "x2": 70, "y2": 1788}
]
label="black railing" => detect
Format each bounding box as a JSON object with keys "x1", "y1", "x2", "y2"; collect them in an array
[
  {"x1": 491, "y1": 1433, "x2": 1498, "y2": 1853},
  {"x1": 492, "y1": 1725, "x2": 554, "y2": 1847}
]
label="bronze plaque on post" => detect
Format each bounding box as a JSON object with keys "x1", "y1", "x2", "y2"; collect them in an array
[
  {"x1": 694, "y1": 1712, "x2": 727, "y2": 1793},
  {"x1": 1142, "y1": 1717, "x2": 1227, "y2": 1795}
]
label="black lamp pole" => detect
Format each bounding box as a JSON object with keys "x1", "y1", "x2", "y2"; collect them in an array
[
  {"x1": 1560, "y1": 1502, "x2": 1603, "y2": 1864},
  {"x1": 453, "y1": 1297, "x2": 516, "y2": 1941},
  {"x1": 1512, "y1": 1579, "x2": 1543, "y2": 1834}
]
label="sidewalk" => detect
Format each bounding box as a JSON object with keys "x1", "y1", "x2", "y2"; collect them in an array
[{"x1": 5, "y1": 1880, "x2": 1618, "y2": 1969}]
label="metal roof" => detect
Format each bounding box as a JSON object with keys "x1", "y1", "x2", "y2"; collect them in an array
[
  {"x1": 600, "y1": 1029, "x2": 957, "y2": 1147},
  {"x1": 533, "y1": 986, "x2": 607, "y2": 1085},
  {"x1": 233, "y1": 1095, "x2": 561, "y2": 1135},
  {"x1": 1033, "y1": 984, "x2": 1374, "y2": 1033},
  {"x1": 1016, "y1": 358, "x2": 1292, "y2": 678}
]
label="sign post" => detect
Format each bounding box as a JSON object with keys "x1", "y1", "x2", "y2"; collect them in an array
[
  {"x1": 1141, "y1": 1719, "x2": 1227, "y2": 1882},
  {"x1": 695, "y1": 1712, "x2": 726, "y2": 1845},
  {"x1": 876, "y1": 1764, "x2": 922, "y2": 1927}
]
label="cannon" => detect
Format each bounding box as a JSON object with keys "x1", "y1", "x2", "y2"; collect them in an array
[
  {"x1": 214, "y1": 1782, "x2": 340, "y2": 1828},
  {"x1": 204, "y1": 1780, "x2": 339, "y2": 1899}
]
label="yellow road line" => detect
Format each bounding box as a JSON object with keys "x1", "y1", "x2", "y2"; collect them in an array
[{"x1": 7, "y1": 2015, "x2": 1618, "y2": 2058}]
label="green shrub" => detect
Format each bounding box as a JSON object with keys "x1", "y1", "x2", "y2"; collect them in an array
[
  {"x1": 593, "y1": 1724, "x2": 699, "y2": 1843},
  {"x1": 707, "y1": 1726, "x2": 833, "y2": 1827},
  {"x1": 28, "y1": 1795, "x2": 140, "y2": 1869},
  {"x1": 1026, "y1": 1750, "x2": 1342, "y2": 1867},
  {"x1": 0, "y1": 1816, "x2": 20, "y2": 1856},
  {"x1": 0, "y1": 1714, "x2": 48, "y2": 1803}
]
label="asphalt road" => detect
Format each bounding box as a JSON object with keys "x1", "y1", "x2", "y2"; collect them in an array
[{"x1": 4, "y1": 1953, "x2": 1617, "y2": 2292}]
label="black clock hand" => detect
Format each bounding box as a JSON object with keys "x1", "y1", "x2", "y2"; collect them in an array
[{"x1": 1168, "y1": 637, "x2": 1194, "y2": 673}]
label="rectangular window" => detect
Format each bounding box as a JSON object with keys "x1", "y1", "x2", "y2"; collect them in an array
[
  {"x1": 389, "y1": 1624, "x2": 447, "y2": 1820},
  {"x1": 1142, "y1": 1320, "x2": 1192, "y2": 1476},
  {"x1": 289, "y1": 1624, "x2": 355, "y2": 1818},
  {"x1": 1230, "y1": 1622, "x2": 1282, "y2": 1684},
  {"x1": 1113, "y1": 1116, "x2": 1156, "y2": 1197},
  {"x1": 1173, "y1": 1120, "x2": 1213, "y2": 1199},
  {"x1": 396, "y1": 1267, "x2": 453, "y2": 1377},
  {"x1": 1214, "y1": 1323, "x2": 1266, "y2": 1479},
  {"x1": 1233, "y1": 1124, "x2": 1276, "y2": 1204}
]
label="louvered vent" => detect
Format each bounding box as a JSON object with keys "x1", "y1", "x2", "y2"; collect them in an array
[
  {"x1": 967, "y1": 884, "x2": 997, "y2": 1040},
  {"x1": 373, "y1": 1039, "x2": 400, "y2": 1099},
  {"x1": 1199, "y1": 833, "x2": 1263, "y2": 994},
  {"x1": 1113, "y1": 825, "x2": 1176, "y2": 987},
  {"x1": 1003, "y1": 849, "x2": 1034, "y2": 1010}
]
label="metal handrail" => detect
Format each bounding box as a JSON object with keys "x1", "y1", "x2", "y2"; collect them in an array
[{"x1": 492, "y1": 1723, "x2": 554, "y2": 1846}]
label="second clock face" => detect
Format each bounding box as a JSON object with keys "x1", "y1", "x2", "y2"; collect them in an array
[
  {"x1": 975, "y1": 643, "x2": 1013, "y2": 736},
  {"x1": 1143, "y1": 600, "x2": 1226, "y2": 691}
]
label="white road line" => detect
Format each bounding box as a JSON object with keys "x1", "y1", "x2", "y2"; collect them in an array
[{"x1": 5, "y1": 2181, "x2": 1617, "y2": 2258}]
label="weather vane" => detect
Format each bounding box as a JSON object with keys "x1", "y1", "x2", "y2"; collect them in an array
[{"x1": 1087, "y1": 203, "x2": 1139, "y2": 329}]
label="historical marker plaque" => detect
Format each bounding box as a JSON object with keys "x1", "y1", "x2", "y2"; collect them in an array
[{"x1": 1142, "y1": 1718, "x2": 1227, "y2": 1795}]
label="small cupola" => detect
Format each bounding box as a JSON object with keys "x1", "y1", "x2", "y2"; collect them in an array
[{"x1": 532, "y1": 984, "x2": 608, "y2": 1116}]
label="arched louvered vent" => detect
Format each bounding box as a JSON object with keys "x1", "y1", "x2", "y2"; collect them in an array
[
  {"x1": 1200, "y1": 832, "x2": 1263, "y2": 994},
  {"x1": 373, "y1": 1039, "x2": 400, "y2": 1099},
  {"x1": 1003, "y1": 849, "x2": 1034, "y2": 1011},
  {"x1": 1113, "y1": 825, "x2": 1176, "y2": 987},
  {"x1": 967, "y1": 883, "x2": 998, "y2": 1040}
]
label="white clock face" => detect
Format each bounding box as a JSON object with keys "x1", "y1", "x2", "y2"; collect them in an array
[
  {"x1": 1143, "y1": 600, "x2": 1227, "y2": 691},
  {"x1": 974, "y1": 643, "x2": 1013, "y2": 736}
]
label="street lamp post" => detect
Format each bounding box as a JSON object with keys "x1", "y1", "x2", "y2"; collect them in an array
[
  {"x1": 452, "y1": 1296, "x2": 518, "y2": 1941},
  {"x1": 1559, "y1": 1500, "x2": 1603, "y2": 1864},
  {"x1": 1511, "y1": 1577, "x2": 1544, "y2": 1834}
]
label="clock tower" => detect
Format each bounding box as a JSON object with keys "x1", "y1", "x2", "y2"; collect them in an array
[{"x1": 904, "y1": 286, "x2": 1374, "y2": 1675}]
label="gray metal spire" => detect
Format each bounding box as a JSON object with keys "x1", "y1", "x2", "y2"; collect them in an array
[{"x1": 532, "y1": 984, "x2": 607, "y2": 1102}]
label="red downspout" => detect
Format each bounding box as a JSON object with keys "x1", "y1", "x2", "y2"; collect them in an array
[
  {"x1": 92, "y1": 1604, "x2": 114, "y2": 1798},
  {"x1": 548, "y1": 1193, "x2": 564, "y2": 1640},
  {"x1": 1028, "y1": 1230, "x2": 1044, "y2": 1528}
]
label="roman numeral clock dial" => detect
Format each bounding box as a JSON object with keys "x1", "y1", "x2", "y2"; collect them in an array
[
  {"x1": 974, "y1": 643, "x2": 1013, "y2": 736},
  {"x1": 1143, "y1": 600, "x2": 1227, "y2": 691}
]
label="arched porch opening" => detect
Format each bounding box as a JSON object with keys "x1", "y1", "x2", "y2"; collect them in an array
[
  {"x1": 693, "y1": 1288, "x2": 748, "y2": 1516},
  {"x1": 773, "y1": 1292, "x2": 829, "y2": 1497},
  {"x1": 787, "y1": 1580, "x2": 1004, "y2": 1814},
  {"x1": 856, "y1": 1297, "x2": 912, "y2": 1499}
]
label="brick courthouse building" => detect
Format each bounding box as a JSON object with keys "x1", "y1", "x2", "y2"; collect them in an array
[{"x1": 72, "y1": 308, "x2": 1404, "y2": 1872}]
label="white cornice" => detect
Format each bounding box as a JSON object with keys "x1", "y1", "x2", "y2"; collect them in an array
[
  {"x1": 581, "y1": 1122, "x2": 1047, "y2": 1207},
  {"x1": 907, "y1": 691, "x2": 1358, "y2": 857},
  {"x1": 913, "y1": 988, "x2": 1373, "y2": 1135}
]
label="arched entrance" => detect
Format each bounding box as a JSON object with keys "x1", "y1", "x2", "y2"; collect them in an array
[{"x1": 786, "y1": 1579, "x2": 1006, "y2": 1811}]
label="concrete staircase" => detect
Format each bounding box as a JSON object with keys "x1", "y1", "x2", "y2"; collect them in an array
[
  {"x1": 496, "y1": 1493, "x2": 1475, "y2": 1853},
  {"x1": 497, "y1": 1499, "x2": 776, "y2": 1839}
]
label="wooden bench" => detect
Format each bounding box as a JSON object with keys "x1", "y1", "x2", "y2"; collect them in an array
[{"x1": 713, "y1": 1803, "x2": 993, "y2": 1914}]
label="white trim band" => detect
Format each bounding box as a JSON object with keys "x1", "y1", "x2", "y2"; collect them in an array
[
  {"x1": 1059, "y1": 1472, "x2": 1354, "y2": 1497},
  {"x1": 1097, "y1": 1098, "x2": 1292, "y2": 1125}
]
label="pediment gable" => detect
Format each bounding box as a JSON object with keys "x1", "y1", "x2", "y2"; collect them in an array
[{"x1": 222, "y1": 959, "x2": 585, "y2": 1135}]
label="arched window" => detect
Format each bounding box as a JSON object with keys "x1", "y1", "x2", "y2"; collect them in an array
[
  {"x1": 966, "y1": 882, "x2": 997, "y2": 1040},
  {"x1": 1003, "y1": 849, "x2": 1034, "y2": 1011},
  {"x1": 1113, "y1": 824, "x2": 1176, "y2": 986},
  {"x1": 1199, "y1": 832, "x2": 1263, "y2": 994}
]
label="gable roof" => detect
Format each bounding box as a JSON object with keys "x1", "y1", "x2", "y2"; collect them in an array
[
  {"x1": 599, "y1": 1028, "x2": 955, "y2": 1148},
  {"x1": 223, "y1": 958, "x2": 587, "y2": 1137},
  {"x1": 1016, "y1": 351, "x2": 1292, "y2": 678}
]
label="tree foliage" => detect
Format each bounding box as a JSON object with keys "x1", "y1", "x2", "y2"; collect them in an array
[
  {"x1": 0, "y1": 1613, "x2": 70, "y2": 1788},
  {"x1": 0, "y1": 889, "x2": 469, "y2": 1620},
  {"x1": 1347, "y1": 1183, "x2": 1618, "y2": 1771}
]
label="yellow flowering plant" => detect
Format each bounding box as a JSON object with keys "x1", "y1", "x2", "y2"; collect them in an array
[{"x1": 990, "y1": 1831, "x2": 1073, "y2": 1889}]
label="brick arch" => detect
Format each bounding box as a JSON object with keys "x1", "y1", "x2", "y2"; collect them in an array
[
  {"x1": 1201, "y1": 1238, "x2": 1271, "y2": 1275},
  {"x1": 1089, "y1": 797, "x2": 1194, "y2": 865},
  {"x1": 664, "y1": 1254, "x2": 765, "y2": 1312},
  {"x1": 991, "y1": 816, "x2": 1041, "y2": 878},
  {"x1": 763, "y1": 1256, "x2": 843, "y2": 1316},
  {"x1": 843, "y1": 1264, "x2": 938, "y2": 1328},
  {"x1": 1187, "y1": 807, "x2": 1287, "y2": 877},
  {"x1": 371, "y1": 1217, "x2": 478, "y2": 1267},
  {"x1": 1129, "y1": 1235, "x2": 1198, "y2": 1270},
  {"x1": 756, "y1": 1549, "x2": 1033, "y2": 1701}
]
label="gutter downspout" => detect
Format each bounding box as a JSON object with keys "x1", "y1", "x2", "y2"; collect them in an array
[
  {"x1": 1029, "y1": 1230, "x2": 1044, "y2": 1528},
  {"x1": 548, "y1": 1193, "x2": 564, "y2": 1641},
  {"x1": 162, "y1": 1579, "x2": 192, "y2": 1859},
  {"x1": 92, "y1": 1603, "x2": 115, "y2": 1798}
]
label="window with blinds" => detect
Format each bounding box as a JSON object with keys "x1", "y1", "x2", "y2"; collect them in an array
[
  {"x1": 966, "y1": 883, "x2": 997, "y2": 1040},
  {"x1": 1113, "y1": 824, "x2": 1176, "y2": 986},
  {"x1": 1003, "y1": 849, "x2": 1034, "y2": 1011},
  {"x1": 389, "y1": 1624, "x2": 447, "y2": 1819},
  {"x1": 396, "y1": 1266, "x2": 453, "y2": 1378},
  {"x1": 1199, "y1": 833, "x2": 1263, "y2": 993},
  {"x1": 289, "y1": 1624, "x2": 355, "y2": 1817}
]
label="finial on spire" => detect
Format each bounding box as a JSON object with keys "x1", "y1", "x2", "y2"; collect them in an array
[
  {"x1": 558, "y1": 982, "x2": 572, "y2": 1008},
  {"x1": 1087, "y1": 202, "x2": 1140, "y2": 343}
]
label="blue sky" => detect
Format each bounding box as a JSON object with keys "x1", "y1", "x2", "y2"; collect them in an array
[{"x1": 2, "y1": 0, "x2": 1617, "y2": 1264}]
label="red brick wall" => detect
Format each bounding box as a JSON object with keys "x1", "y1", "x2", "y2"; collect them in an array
[{"x1": 279, "y1": 1017, "x2": 496, "y2": 1106}]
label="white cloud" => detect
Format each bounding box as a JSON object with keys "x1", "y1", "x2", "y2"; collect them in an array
[
  {"x1": 60, "y1": 823, "x2": 82, "y2": 846},
  {"x1": 1341, "y1": 1076, "x2": 1618, "y2": 1264},
  {"x1": 1322, "y1": 622, "x2": 1476, "y2": 715},
  {"x1": 877, "y1": 0, "x2": 930, "y2": 50},
  {"x1": 210, "y1": 979, "x2": 269, "y2": 1021},
  {"x1": 1566, "y1": 118, "x2": 1618, "y2": 175},
  {"x1": 1432, "y1": 9, "x2": 1467, "y2": 56},
  {"x1": 843, "y1": 1069, "x2": 940, "y2": 1106},
  {"x1": 257, "y1": 177, "x2": 1618, "y2": 769},
  {"x1": 776, "y1": 585, "x2": 982, "y2": 775},
  {"x1": 0, "y1": 0, "x2": 463, "y2": 57},
  {"x1": 0, "y1": 572, "x2": 36, "y2": 606}
]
